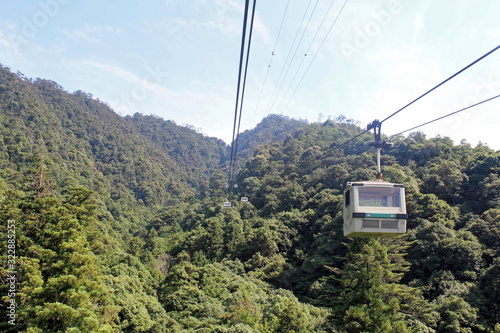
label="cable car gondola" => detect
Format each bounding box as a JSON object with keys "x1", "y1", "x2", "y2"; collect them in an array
[
  {"x1": 241, "y1": 196, "x2": 248, "y2": 203},
  {"x1": 343, "y1": 180, "x2": 407, "y2": 237},
  {"x1": 343, "y1": 120, "x2": 407, "y2": 237},
  {"x1": 223, "y1": 201, "x2": 231, "y2": 209}
]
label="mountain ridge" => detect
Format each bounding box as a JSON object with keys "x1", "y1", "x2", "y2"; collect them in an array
[{"x1": 1, "y1": 63, "x2": 500, "y2": 332}]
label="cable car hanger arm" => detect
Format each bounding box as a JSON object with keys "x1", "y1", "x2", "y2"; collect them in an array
[{"x1": 367, "y1": 120, "x2": 392, "y2": 179}]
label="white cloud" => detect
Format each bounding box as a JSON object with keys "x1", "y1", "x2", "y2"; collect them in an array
[
  {"x1": 0, "y1": 21, "x2": 27, "y2": 56},
  {"x1": 252, "y1": 11, "x2": 272, "y2": 47},
  {"x1": 81, "y1": 60, "x2": 144, "y2": 84},
  {"x1": 61, "y1": 24, "x2": 122, "y2": 44}
]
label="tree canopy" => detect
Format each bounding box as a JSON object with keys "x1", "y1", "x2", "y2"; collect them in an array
[{"x1": 1, "y1": 64, "x2": 500, "y2": 332}]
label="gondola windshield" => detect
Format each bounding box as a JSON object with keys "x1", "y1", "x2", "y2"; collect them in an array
[{"x1": 358, "y1": 187, "x2": 401, "y2": 208}]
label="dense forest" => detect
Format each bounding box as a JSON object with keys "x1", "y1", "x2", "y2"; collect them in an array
[{"x1": 0, "y1": 64, "x2": 499, "y2": 332}]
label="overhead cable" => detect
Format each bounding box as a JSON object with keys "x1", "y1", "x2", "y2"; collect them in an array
[
  {"x1": 232, "y1": 0, "x2": 257, "y2": 184},
  {"x1": 264, "y1": 0, "x2": 315, "y2": 115},
  {"x1": 268, "y1": 0, "x2": 320, "y2": 115},
  {"x1": 381, "y1": 44, "x2": 500, "y2": 124},
  {"x1": 276, "y1": 0, "x2": 339, "y2": 113},
  {"x1": 321, "y1": 44, "x2": 500, "y2": 157},
  {"x1": 321, "y1": 93, "x2": 500, "y2": 159},
  {"x1": 282, "y1": 0, "x2": 349, "y2": 113},
  {"x1": 319, "y1": 127, "x2": 371, "y2": 158},
  {"x1": 251, "y1": 0, "x2": 290, "y2": 126},
  {"x1": 228, "y1": 0, "x2": 251, "y2": 188},
  {"x1": 388, "y1": 93, "x2": 500, "y2": 138}
]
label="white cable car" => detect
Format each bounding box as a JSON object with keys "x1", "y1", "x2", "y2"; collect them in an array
[
  {"x1": 343, "y1": 180, "x2": 407, "y2": 237},
  {"x1": 241, "y1": 196, "x2": 249, "y2": 203},
  {"x1": 342, "y1": 120, "x2": 407, "y2": 237},
  {"x1": 223, "y1": 201, "x2": 232, "y2": 209}
]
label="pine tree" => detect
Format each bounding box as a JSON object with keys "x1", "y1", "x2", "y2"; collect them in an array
[
  {"x1": 0, "y1": 164, "x2": 119, "y2": 332},
  {"x1": 334, "y1": 238, "x2": 436, "y2": 332}
]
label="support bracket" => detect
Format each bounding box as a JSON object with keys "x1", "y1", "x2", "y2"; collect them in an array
[{"x1": 367, "y1": 120, "x2": 393, "y2": 179}]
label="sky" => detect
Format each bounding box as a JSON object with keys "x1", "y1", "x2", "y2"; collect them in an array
[{"x1": 0, "y1": 0, "x2": 499, "y2": 150}]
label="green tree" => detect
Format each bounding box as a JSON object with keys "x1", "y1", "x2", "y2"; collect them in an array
[
  {"x1": 0, "y1": 188, "x2": 119, "y2": 332},
  {"x1": 468, "y1": 209, "x2": 500, "y2": 261},
  {"x1": 334, "y1": 238, "x2": 435, "y2": 332},
  {"x1": 479, "y1": 258, "x2": 500, "y2": 326}
]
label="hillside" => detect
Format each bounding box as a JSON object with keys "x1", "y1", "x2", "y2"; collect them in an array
[
  {"x1": 228, "y1": 114, "x2": 308, "y2": 172},
  {"x1": 1, "y1": 65, "x2": 500, "y2": 332}
]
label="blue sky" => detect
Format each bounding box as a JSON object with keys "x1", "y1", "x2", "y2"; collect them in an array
[{"x1": 1, "y1": 0, "x2": 499, "y2": 149}]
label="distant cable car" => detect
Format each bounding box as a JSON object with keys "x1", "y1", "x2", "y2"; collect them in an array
[
  {"x1": 343, "y1": 180, "x2": 407, "y2": 237},
  {"x1": 234, "y1": 183, "x2": 238, "y2": 189},
  {"x1": 225, "y1": 183, "x2": 230, "y2": 189},
  {"x1": 241, "y1": 196, "x2": 249, "y2": 203},
  {"x1": 224, "y1": 201, "x2": 231, "y2": 209},
  {"x1": 342, "y1": 120, "x2": 407, "y2": 237}
]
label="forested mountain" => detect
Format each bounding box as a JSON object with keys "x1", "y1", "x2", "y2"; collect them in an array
[
  {"x1": 1, "y1": 64, "x2": 500, "y2": 332},
  {"x1": 228, "y1": 114, "x2": 308, "y2": 173}
]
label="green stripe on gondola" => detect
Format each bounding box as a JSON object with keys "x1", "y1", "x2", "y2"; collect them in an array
[
  {"x1": 366, "y1": 213, "x2": 398, "y2": 218},
  {"x1": 353, "y1": 212, "x2": 408, "y2": 219}
]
